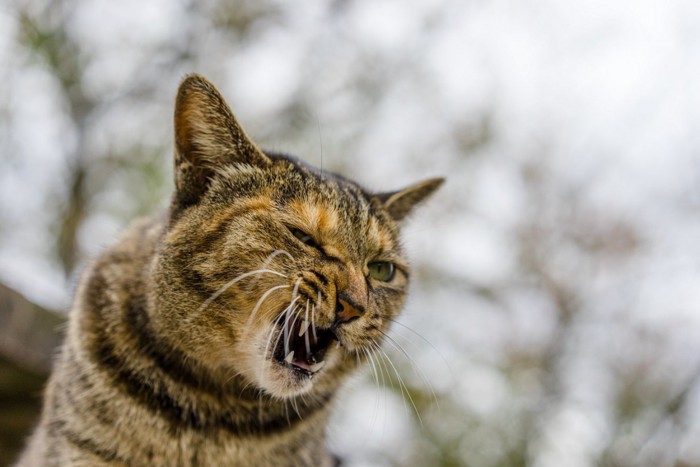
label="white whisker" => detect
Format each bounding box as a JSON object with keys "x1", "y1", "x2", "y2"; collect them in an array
[
  {"x1": 387, "y1": 317, "x2": 454, "y2": 383},
  {"x1": 285, "y1": 305, "x2": 304, "y2": 358},
  {"x1": 198, "y1": 268, "x2": 287, "y2": 313},
  {"x1": 291, "y1": 395, "x2": 302, "y2": 420},
  {"x1": 312, "y1": 291, "x2": 321, "y2": 341},
  {"x1": 304, "y1": 299, "x2": 311, "y2": 356},
  {"x1": 246, "y1": 284, "x2": 289, "y2": 328},
  {"x1": 374, "y1": 344, "x2": 424, "y2": 427},
  {"x1": 284, "y1": 400, "x2": 291, "y2": 426},
  {"x1": 282, "y1": 281, "x2": 302, "y2": 355},
  {"x1": 369, "y1": 344, "x2": 391, "y2": 436},
  {"x1": 360, "y1": 347, "x2": 383, "y2": 438},
  {"x1": 370, "y1": 343, "x2": 389, "y2": 391},
  {"x1": 290, "y1": 278, "x2": 301, "y2": 303},
  {"x1": 379, "y1": 330, "x2": 440, "y2": 410},
  {"x1": 363, "y1": 347, "x2": 380, "y2": 388},
  {"x1": 283, "y1": 305, "x2": 294, "y2": 358},
  {"x1": 260, "y1": 312, "x2": 289, "y2": 383},
  {"x1": 246, "y1": 249, "x2": 294, "y2": 291}
]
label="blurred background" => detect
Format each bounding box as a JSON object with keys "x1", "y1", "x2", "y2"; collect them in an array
[{"x1": 1, "y1": 0, "x2": 700, "y2": 465}]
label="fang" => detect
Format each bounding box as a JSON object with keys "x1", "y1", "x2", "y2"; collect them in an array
[
  {"x1": 284, "y1": 350, "x2": 295, "y2": 364},
  {"x1": 309, "y1": 361, "x2": 325, "y2": 373},
  {"x1": 298, "y1": 320, "x2": 310, "y2": 337}
]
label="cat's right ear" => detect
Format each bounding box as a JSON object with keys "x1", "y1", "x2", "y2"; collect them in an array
[{"x1": 172, "y1": 74, "x2": 271, "y2": 208}]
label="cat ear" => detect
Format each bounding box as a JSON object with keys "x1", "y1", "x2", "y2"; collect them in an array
[
  {"x1": 376, "y1": 177, "x2": 445, "y2": 222},
  {"x1": 172, "y1": 74, "x2": 271, "y2": 207}
]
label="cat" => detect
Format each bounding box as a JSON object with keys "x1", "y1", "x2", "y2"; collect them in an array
[{"x1": 16, "y1": 74, "x2": 443, "y2": 466}]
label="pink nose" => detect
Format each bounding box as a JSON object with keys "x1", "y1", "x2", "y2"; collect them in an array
[{"x1": 336, "y1": 297, "x2": 364, "y2": 324}]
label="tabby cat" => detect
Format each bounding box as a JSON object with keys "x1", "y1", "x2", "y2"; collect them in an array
[{"x1": 17, "y1": 75, "x2": 443, "y2": 466}]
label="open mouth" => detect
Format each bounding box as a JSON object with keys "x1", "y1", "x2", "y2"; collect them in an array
[{"x1": 272, "y1": 314, "x2": 336, "y2": 377}]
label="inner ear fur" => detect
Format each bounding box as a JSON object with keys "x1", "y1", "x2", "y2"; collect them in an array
[
  {"x1": 377, "y1": 177, "x2": 445, "y2": 222},
  {"x1": 173, "y1": 74, "x2": 270, "y2": 208}
]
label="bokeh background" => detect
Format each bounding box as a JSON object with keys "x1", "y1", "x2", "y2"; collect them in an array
[{"x1": 2, "y1": 0, "x2": 700, "y2": 466}]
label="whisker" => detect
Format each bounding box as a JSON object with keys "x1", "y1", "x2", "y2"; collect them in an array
[
  {"x1": 374, "y1": 343, "x2": 424, "y2": 427},
  {"x1": 284, "y1": 400, "x2": 291, "y2": 427},
  {"x1": 363, "y1": 347, "x2": 380, "y2": 388},
  {"x1": 371, "y1": 343, "x2": 408, "y2": 414},
  {"x1": 182, "y1": 256, "x2": 204, "y2": 270},
  {"x1": 286, "y1": 305, "x2": 304, "y2": 358},
  {"x1": 260, "y1": 311, "x2": 289, "y2": 383},
  {"x1": 264, "y1": 249, "x2": 293, "y2": 264},
  {"x1": 223, "y1": 368, "x2": 248, "y2": 387},
  {"x1": 277, "y1": 300, "x2": 302, "y2": 358},
  {"x1": 370, "y1": 343, "x2": 393, "y2": 435},
  {"x1": 246, "y1": 249, "x2": 294, "y2": 291},
  {"x1": 258, "y1": 305, "x2": 305, "y2": 409},
  {"x1": 246, "y1": 284, "x2": 289, "y2": 328},
  {"x1": 291, "y1": 395, "x2": 302, "y2": 421},
  {"x1": 387, "y1": 317, "x2": 454, "y2": 381},
  {"x1": 361, "y1": 347, "x2": 383, "y2": 437},
  {"x1": 283, "y1": 304, "x2": 294, "y2": 357},
  {"x1": 379, "y1": 330, "x2": 440, "y2": 409},
  {"x1": 312, "y1": 291, "x2": 321, "y2": 341},
  {"x1": 198, "y1": 268, "x2": 287, "y2": 313},
  {"x1": 370, "y1": 343, "x2": 388, "y2": 391},
  {"x1": 290, "y1": 279, "x2": 301, "y2": 308},
  {"x1": 282, "y1": 280, "x2": 302, "y2": 356},
  {"x1": 304, "y1": 299, "x2": 311, "y2": 356},
  {"x1": 237, "y1": 377, "x2": 257, "y2": 396}
]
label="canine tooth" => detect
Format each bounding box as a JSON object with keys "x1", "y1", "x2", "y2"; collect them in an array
[
  {"x1": 309, "y1": 361, "x2": 325, "y2": 373},
  {"x1": 298, "y1": 320, "x2": 310, "y2": 337},
  {"x1": 284, "y1": 351, "x2": 295, "y2": 364}
]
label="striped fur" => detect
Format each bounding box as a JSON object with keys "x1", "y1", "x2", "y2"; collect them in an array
[{"x1": 17, "y1": 75, "x2": 442, "y2": 466}]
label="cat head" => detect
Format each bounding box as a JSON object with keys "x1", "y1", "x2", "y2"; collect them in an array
[{"x1": 151, "y1": 74, "x2": 442, "y2": 399}]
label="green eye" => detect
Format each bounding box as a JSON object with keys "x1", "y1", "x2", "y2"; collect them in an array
[
  {"x1": 290, "y1": 228, "x2": 316, "y2": 246},
  {"x1": 368, "y1": 261, "x2": 396, "y2": 282}
]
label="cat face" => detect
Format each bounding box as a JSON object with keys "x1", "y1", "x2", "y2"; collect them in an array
[{"x1": 151, "y1": 75, "x2": 442, "y2": 399}]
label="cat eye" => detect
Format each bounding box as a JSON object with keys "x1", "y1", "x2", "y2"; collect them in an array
[
  {"x1": 290, "y1": 228, "x2": 317, "y2": 247},
  {"x1": 368, "y1": 261, "x2": 396, "y2": 282}
]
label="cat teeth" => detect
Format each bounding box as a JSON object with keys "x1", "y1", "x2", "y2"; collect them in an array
[
  {"x1": 298, "y1": 320, "x2": 310, "y2": 337},
  {"x1": 309, "y1": 361, "x2": 325, "y2": 373},
  {"x1": 284, "y1": 351, "x2": 295, "y2": 364}
]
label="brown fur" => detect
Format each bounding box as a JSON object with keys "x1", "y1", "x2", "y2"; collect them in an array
[{"x1": 17, "y1": 75, "x2": 443, "y2": 466}]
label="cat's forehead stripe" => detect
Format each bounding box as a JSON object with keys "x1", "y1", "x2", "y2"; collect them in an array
[
  {"x1": 238, "y1": 195, "x2": 274, "y2": 212},
  {"x1": 290, "y1": 201, "x2": 339, "y2": 234},
  {"x1": 368, "y1": 216, "x2": 393, "y2": 253}
]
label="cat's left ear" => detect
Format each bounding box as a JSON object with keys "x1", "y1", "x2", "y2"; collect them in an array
[{"x1": 376, "y1": 177, "x2": 445, "y2": 222}]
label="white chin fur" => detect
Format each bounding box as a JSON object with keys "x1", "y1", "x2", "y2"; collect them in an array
[
  {"x1": 260, "y1": 362, "x2": 315, "y2": 399},
  {"x1": 237, "y1": 327, "x2": 319, "y2": 399}
]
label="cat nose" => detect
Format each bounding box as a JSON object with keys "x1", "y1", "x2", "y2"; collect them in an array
[{"x1": 335, "y1": 293, "x2": 365, "y2": 325}]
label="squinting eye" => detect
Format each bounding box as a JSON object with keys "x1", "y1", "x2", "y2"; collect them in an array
[
  {"x1": 368, "y1": 261, "x2": 396, "y2": 282},
  {"x1": 290, "y1": 228, "x2": 316, "y2": 247}
]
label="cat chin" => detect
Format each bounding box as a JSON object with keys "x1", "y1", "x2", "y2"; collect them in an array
[
  {"x1": 264, "y1": 343, "x2": 345, "y2": 398},
  {"x1": 260, "y1": 361, "x2": 319, "y2": 398}
]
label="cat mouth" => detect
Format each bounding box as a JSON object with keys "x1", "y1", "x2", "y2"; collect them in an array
[{"x1": 272, "y1": 315, "x2": 336, "y2": 377}]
